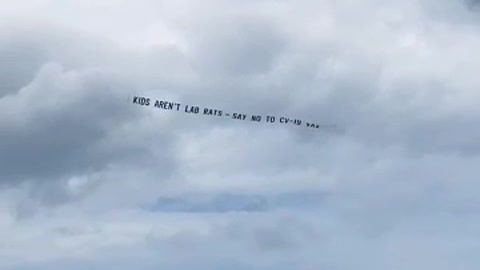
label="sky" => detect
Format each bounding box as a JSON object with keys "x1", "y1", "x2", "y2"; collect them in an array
[{"x1": 1, "y1": 0, "x2": 480, "y2": 269}]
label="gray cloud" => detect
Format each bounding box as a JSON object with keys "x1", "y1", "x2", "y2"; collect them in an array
[
  {"x1": 0, "y1": 63, "x2": 156, "y2": 183},
  {"x1": 0, "y1": 26, "x2": 181, "y2": 211},
  {"x1": 190, "y1": 18, "x2": 289, "y2": 77},
  {"x1": 0, "y1": 41, "x2": 46, "y2": 98}
]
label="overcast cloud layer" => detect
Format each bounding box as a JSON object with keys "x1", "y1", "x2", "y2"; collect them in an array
[{"x1": 1, "y1": 0, "x2": 480, "y2": 269}]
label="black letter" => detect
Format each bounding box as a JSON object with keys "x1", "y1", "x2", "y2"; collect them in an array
[{"x1": 251, "y1": 115, "x2": 261, "y2": 122}]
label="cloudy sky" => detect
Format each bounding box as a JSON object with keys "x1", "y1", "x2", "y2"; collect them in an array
[{"x1": 1, "y1": 0, "x2": 480, "y2": 269}]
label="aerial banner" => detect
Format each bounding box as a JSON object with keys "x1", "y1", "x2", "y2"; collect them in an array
[{"x1": 131, "y1": 95, "x2": 340, "y2": 132}]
